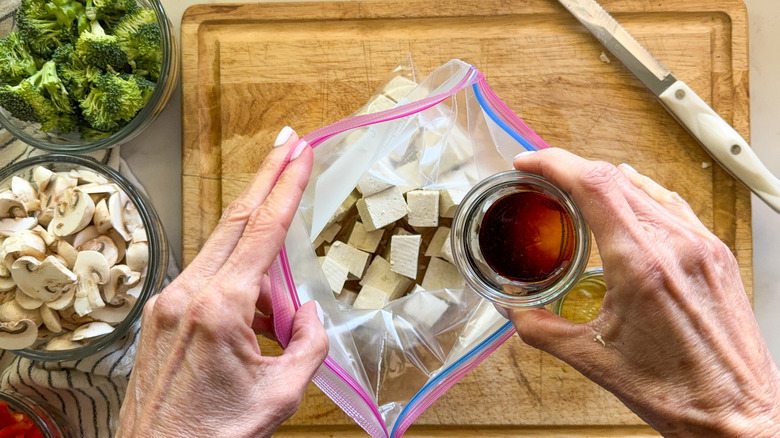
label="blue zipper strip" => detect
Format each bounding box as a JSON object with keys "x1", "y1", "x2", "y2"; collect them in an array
[
  {"x1": 472, "y1": 83, "x2": 536, "y2": 151},
  {"x1": 389, "y1": 320, "x2": 515, "y2": 437}
]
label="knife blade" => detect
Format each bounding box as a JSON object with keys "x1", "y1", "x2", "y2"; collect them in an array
[{"x1": 557, "y1": 0, "x2": 780, "y2": 213}]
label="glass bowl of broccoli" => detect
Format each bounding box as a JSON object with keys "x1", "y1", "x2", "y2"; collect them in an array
[{"x1": 0, "y1": 0, "x2": 179, "y2": 152}]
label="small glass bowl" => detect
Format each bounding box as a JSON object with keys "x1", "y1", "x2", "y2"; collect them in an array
[
  {"x1": 451, "y1": 170, "x2": 590, "y2": 308},
  {"x1": 0, "y1": 0, "x2": 179, "y2": 153},
  {"x1": 0, "y1": 391, "x2": 74, "y2": 438},
  {"x1": 0, "y1": 154, "x2": 168, "y2": 361},
  {"x1": 552, "y1": 267, "x2": 606, "y2": 323}
]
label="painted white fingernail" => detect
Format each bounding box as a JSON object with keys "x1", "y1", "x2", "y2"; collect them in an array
[
  {"x1": 274, "y1": 126, "x2": 294, "y2": 147},
  {"x1": 513, "y1": 149, "x2": 536, "y2": 161},
  {"x1": 314, "y1": 301, "x2": 325, "y2": 325},
  {"x1": 290, "y1": 140, "x2": 308, "y2": 160},
  {"x1": 493, "y1": 303, "x2": 510, "y2": 319},
  {"x1": 619, "y1": 163, "x2": 638, "y2": 173}
]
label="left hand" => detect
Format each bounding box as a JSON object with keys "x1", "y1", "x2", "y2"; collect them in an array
[{"x1": 116, "y1": 129, "x2": 329, "y2": 438}]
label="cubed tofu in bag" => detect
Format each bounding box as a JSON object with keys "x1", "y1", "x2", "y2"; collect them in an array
[
  {"x1": 390, "y1": 234, "x2": 421, "y2": 279},
  {"x1": 406, "y1": 190, "x2": 439, "y2": 227},
  {"x1": 327, "y1": 241, "x2": 370, "y2": 279},
  {"x1": 360, "y1": 256, "x2": 412, "y2": 300},
  {"x1": 356, "y1": 186, "x2": 410, "y2": 231}
]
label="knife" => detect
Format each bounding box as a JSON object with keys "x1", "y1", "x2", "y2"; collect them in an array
[{"x1": 556, "y1": 0, "x2": 780, "y2": 213}]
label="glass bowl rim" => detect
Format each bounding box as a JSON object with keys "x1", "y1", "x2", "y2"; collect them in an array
[
  {"x1": 0, "y1": 154, "x2": 167, "y2": 361},
  {"x1": 0, "y1": 0, "x2": 175, "y2": 153}
]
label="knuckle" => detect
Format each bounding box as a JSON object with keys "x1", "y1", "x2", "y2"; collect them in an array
[
  {"x1": 219, "y1": 196, "x2": 257, "y2": 225},
  {"x1": 148, "y1": 290, "x2": 185, "y2": 329},
  {"x1": 244, "y1": 203, "x2": 289, "y2": 241},
  {"x1": 578, "y1": 161, "x2": 622, "y2": 193}
]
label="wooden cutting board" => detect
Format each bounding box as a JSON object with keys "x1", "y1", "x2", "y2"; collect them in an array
[{"x1": 181, "y1": 0, "x2": 751, "y2": 435}]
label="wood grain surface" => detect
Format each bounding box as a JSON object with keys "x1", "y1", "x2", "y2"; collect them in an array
[{"x1": 180, "y1": 0, "x2": 751, "y2": 435}]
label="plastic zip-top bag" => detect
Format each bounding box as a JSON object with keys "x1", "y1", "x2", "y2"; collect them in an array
[{"x1": 268, "y1": 59, "x2": 550, "y2": 437}]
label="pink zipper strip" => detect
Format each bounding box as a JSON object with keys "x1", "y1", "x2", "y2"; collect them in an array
[
  {"x1": 392, "y1": 326, "x2": 516, "y2": 437},
  {"x1": 476, "y1": 80, "x2": 551, "y2": 150}
]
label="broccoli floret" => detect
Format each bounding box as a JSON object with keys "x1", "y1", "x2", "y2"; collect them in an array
[
  {"x1": 112, "y1": 8, "x2": 162, "y2": 80},
  {"x1": 25, "y1": 60, "x2": 74, "y2": 114},
  {"x1": 0, "y1": 80, "x2": 63, "y2": 131},
  {"x1": 79, "y1": 72, "x2": 143, "y2": 131},
  {"x1": 121, "y1": 73, "x2": 154, "y2": 105},
  {"x1": 45, "y1": 0, "x2": 84, "y2": 29},
  {"x1": 17, "y1": 0, "x2": 75, "y2": 56},
  {"x1": 51, "y1": 43, "x2": 98, "y2": 100},
  {"x1": 77, "y1": 120, "x2": 113, "y2": 140},
  {"x1": 85, "y1": 0, "x2": 137, "y2": 28},
  {"x1": 0, "y1": 32, "x2": 39, "y2": 85},
  {"x1": 75, "y1": 20, "x2": 128, "y2": 71}
]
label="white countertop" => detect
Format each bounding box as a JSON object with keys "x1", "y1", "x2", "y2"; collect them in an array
[{"x1": 123, "y1": 0, "x2": 780, "y2": 364}]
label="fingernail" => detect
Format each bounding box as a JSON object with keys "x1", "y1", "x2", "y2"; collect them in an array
[
  {"x1": 619, "y1": 163, "x2": 638, "y2": 173},
  {"x1": 290, "y1": 139, "x2": 309, "y2": 160},
  {"x1": 314, "y1": 301, "x2": 325, "y2": 325},
  {"x1": 493, "y1": 303, "x2": 510, "y2": 319},
  {"x1": 513, "y1": 149, "x2": 536, "y2": 161},
  {"x1": 274, "y1": 126, "x2": 294, "y2": 147}
]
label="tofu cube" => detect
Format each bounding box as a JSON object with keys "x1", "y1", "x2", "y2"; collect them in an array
[
  {"x1": 425, "y1": 226, "x2": 451, "y2": 258},
  {"x1": 313, "y1": 222, "x2": 341, "y2": 248},
  {"x1": 327, "y1": 241, "x2": 370, "y2": 279},
  {"x1": 329, "y1": 190, "x2": 360, "y2": 224},
  {"x1": 390, "y1": 234, "x2": 421, "y2": 279},
  {"x1": 353, "y1": 285, "x2": 389, "y2": 309},
  {"x1": 336, "y1": 288, "x2": 358, "y2": 306},
  {"x1": 348, "y1": 221, "x2": 384, "y2": 253},
  {"x1": 401, "y1": 292, "x2": 450, "y2": 326},
  {"x1": 357, "y1": 175, "x2": 394, "y2": 197},
  {"x1": 439, "y1": 189, "x2": 466, "y2": 218},
  {"x1": 439, "y1": 236, "x2": 454, "y2": 264},
  {"x1": 356, "y1": 187, "x2": 409, "y2": 231},
  {"x1": 421, "y1": 257, "x2": 463, "y2": 290},
  {"x1": 406, "y1": 190, "x2": 439, "y2": 227},
  {"x1": 360, "y1": 256, "x2": 411, "y2": 300},
  {"x1": 382, "y1": 75, "x2": 417, "y2": 102},
  {"x1": 321, "y1": 257, "x2": 350, "y2": 294}
]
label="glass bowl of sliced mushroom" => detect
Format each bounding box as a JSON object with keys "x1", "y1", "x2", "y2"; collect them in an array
[{"x1": 0, "y1": 154, "x2": 168, "y2": 361}]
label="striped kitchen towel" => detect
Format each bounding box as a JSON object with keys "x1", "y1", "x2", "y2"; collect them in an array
[{"x1": 0, "y1": 3, "x2": 180, "y2": 436}]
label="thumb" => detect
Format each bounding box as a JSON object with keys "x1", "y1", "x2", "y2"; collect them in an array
[
  {"x1": 279, "y1": 301, "x2": 329, "y2": 387},
  {"x1": 508, "y1": 307, "x2": 603, "y2": 366}
]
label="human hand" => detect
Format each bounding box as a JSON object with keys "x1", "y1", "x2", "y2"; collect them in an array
[
  {"x1": 116, "y1": 128, "x2": 329, "y2": 438},
  {"x1": 506, "y1": 148, "x2": 780, "y2": 437}
]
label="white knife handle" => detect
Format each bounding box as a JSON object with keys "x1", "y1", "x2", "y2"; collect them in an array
[{"x1": 659, "y1": 81, "x2": 780, "y2": 213}]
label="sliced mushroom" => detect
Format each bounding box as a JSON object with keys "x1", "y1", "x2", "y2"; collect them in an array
[
  {"x1": 46, "y1": 286, "x2": 75, "y2": 310},
  {"x1": 69, "y1": 169, "x2": 108, "y2": 185},
  {"x1": 93, "y1": 199, "x2": 112, "y2": 233},
  {"x1": 108, "y1": 191, "x2": 142, "y2": 241},
  {"x1": 78, "y1": 235, "x2": 118, "y2": 266},
  {"x1": 31, "y1": 225, "x2": 56, "y2": 249},
  {"x1": 72, "y1": 251, "x2": 110, "y2": 316},
  {"x1": 58, "y1": 306, "x2": 93, "y2": 330},
  {"x1": 15, "y1": 288, "x2": 43, "y2": 310},
  {"x1": 11, "y1": 177, "x2": 40, "y2": 212},
  {"x1": 0, "y1": 276, "x2": 15, "y2": 292},
  {"x1": 71, "y1": 321, "x2": 114, "y2": 341},
  {"x1": 126, "y1": 241, "x2": 148, "y2": 275},
  {"x1": 0, "y1": 289, "x2": 13, "y2": 304},
  {"x1": 0, "y1": 300, "x2": 43, "y2": 325},
  {"x1": 72, "y1": 225, "x2": 100, "y2": 249},
  {"x1": 55, "y1": 240, "x2": 79, "y2": 269},
  {"x1": 11, "y1": 255, "x2": 77, "y2": 302},
  {"x1": 0, "y1": 319, "x2": 38, "y2": 350},
  {"x1": 78, "y1": 183, "x2": 119, "y2": 197},
  {"x1": 107, "y1": 229, "x2": 126, "y2": 265},
  {"x1": 90, "y1": 294, "x2": 136, "y2": 323},
  {"x1": 40, "y1": 305, "x2": 62, "y2": 333},
  {"x1": 45, "y1": 332, "x2": 82, "y2": 351},
  {"x1": 0, "y1": 217, "x2": 38, "y2": 237},
  {"x1": 33, "y1": 166, "x2": 54, "y2": 193},
  {"x1": 0, "y1": 191, "x2": 25, "y2": 218},
  {"x1": 102, "y1": 265, "x2": 140, "y2": 303},
  {"x1": 131, "y1": 228, "x2": 147, "y2": 243},
  {"x1": 48, "y1": 188, "x2": 95, "y2": 237},
  {"x1": 2, "y1": 231, "x2": 46, "y2": 270}
]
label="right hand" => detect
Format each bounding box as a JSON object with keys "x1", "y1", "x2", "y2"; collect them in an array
[{"x1": 506, "y1": 148, "x2": 780, "y2": 437}]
